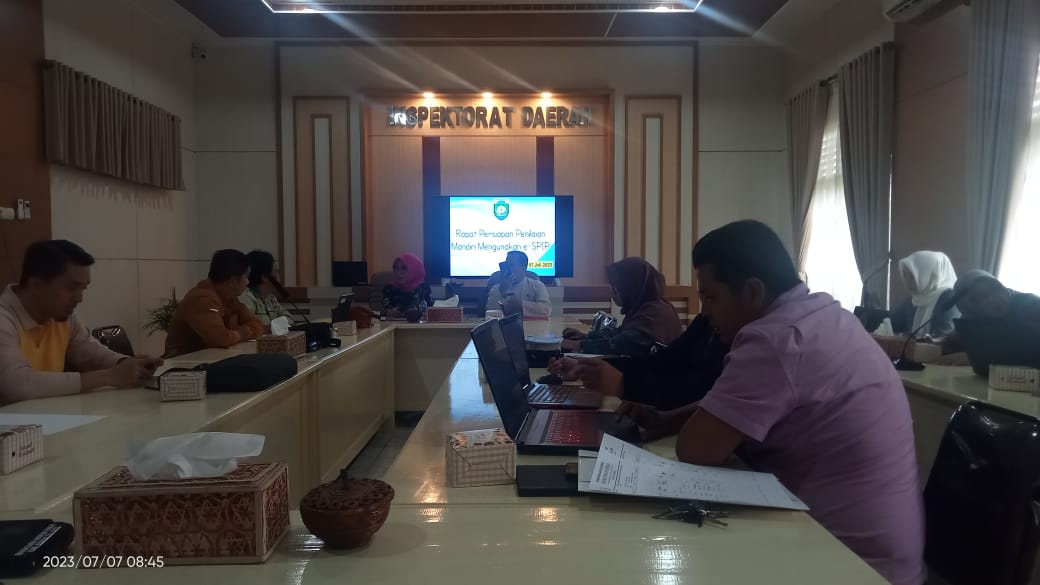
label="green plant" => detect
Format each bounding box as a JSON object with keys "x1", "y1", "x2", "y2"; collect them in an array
[{"x1": 144, "y1": 288, "x2": 178, "y2": 335}]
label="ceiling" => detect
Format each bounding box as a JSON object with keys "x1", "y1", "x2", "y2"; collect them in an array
[{"x1": 172, "y1": 0, "x2": 791, "y2": 41}]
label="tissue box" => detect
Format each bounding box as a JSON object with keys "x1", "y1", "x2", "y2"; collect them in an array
[
  {"x1": 989, "y1": 365, "x2": 1040, "y2": 393},
  {"x1": 333, "y1": 321, "x2": 357, "y2": 336},
  {"x1": 257, "y1": 331, "x2": 306, "y2": 357},
  {"x1": 160, "y1": 371, "x2": 207, "y2": 402},
  {"x1": 74, "y1": 462, "x2": 290, "y2": 565},
  {"x1": 427, "y1": 307, "x2": 464, "y2": 323},
  {"x1": 446, "y1": 428, "x2": 516, "y2": 488},
  {"x1": 0, "y1": 424, "x2": 43, "y2": 474}
]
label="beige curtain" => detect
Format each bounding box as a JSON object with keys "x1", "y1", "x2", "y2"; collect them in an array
[
  {"x1": 42, "y1": 61, "x2": 184, "y2": 191},
  {"x1": 838, "y1": 43, "x2": 895, "y2": 309},
  {"x1": 786, "y1": 84, "x2": 831, "y2": 269}
]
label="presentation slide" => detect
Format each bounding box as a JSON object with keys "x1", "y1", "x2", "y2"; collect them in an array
[{"x1": 449, "y1": 196, "x2": 556, "y2": 277}]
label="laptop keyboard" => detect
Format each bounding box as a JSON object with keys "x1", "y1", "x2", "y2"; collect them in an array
[
  {"x1": 545, "y1": 411, "x2": 599, "y2": 444},
  {"x1": 529, "y1": 384, "x2": 569, "y2": 404}
]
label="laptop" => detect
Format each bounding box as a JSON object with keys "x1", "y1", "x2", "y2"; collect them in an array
[
  {"x1": 331, "y1": 293, "x2": 355, "y2": 323},
  {"x1": 470, "y1": 319, "x2": 641, "y2": 455},
  {"x1": 498, "y1": 314, "x2": 601, "y2": 409},
  {"x1": 954, "y1": 318, "x2": 1040, "y2": 377}
]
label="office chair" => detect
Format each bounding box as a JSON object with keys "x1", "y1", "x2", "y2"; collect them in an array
[
  {"x1": 924, "y1": 401, "x2": 1040, "y2": 585},
  {"x1": 91, "y1": 326, "x2": 135, "y2": 357},
  {"x1": 368, "y1": 271, "x2": 396, "y2": 312}
]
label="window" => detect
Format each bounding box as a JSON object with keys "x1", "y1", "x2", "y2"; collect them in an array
[
  {"x1": 802, "y1": 89, "x2": 863, "y2": 309},
  {"x1": 998, "y1": 57, "x2": 1040, "y2": 295}
]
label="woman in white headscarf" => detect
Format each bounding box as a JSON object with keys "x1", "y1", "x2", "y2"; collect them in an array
[{"x1": 890, "y1": 251, "x2": 960, "y2": 337}]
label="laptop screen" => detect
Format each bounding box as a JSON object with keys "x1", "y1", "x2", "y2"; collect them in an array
[
  {"x1": 498, "y1": 314, "x2": 531, "y2": 385},
  {"x1": 470, "y1": 320, "x2": 529, "y2": 439}
]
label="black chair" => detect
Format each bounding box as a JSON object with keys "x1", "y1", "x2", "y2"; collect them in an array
[
  {"x1": 91, "y1": 326, "x2": 135, "y2": 357},
  {"x1": 924, "y1": 400, "x2": 1040, "y2": 585}
]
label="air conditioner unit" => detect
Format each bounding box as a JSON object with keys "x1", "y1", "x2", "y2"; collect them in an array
[{"x1": 883, "y1": 0, "x2": 943, "y2": 22}]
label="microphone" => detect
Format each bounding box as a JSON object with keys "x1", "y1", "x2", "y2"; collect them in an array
[
  {"x1": 270, "y1": 276, "x2": 310, "y2": 323},
  {"x1": 893, "y1": 318, "x2": 937, "y2": 371}
]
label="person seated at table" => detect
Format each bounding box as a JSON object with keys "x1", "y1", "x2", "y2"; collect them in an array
[
  {"x1": 935, "y1": 270, "x2": 1040, "y2": 365},
  {"x1": 560, "y1": 257, "x2": 683, "y2": 356},
  {"x1": 0, "y1": 240, "x2": 162, "y2": 405},
  {"x1": 550, "y1": 312, "x2": 728, "y2": 410},
  {"x1": 889, "y1": 251, "x2": 959, "y2": 337},
  {"x1": 164, "y1": 249, "x2": 264, "y2": 357},
  {"x1": 617, "y1": 220, "x2": 924, "y2": 585},
  {"x1": 239, "y1": 250, "x2": 294, "y2": 330},
  {"x1": 382, "y1": 253, "x2": 433, "y2": 318},
  {"x1": 483, "y1": 250, "x2": 540, "y2": 307},
  {"x1": 485, "y1": 250, "x2": 551, "y2": 318}
]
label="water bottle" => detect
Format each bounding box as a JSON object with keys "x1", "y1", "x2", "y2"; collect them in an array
[{"x1": 418, "y1": 299, "x2": 428, "y2": 322}]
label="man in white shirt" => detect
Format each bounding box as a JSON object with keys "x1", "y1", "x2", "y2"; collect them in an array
[
  {"x1": 0, "y1": 240, "x2": 163, "y2": 405},
  {"x1": 485, "y1": 251, "x2": 552, "y2": 318}
]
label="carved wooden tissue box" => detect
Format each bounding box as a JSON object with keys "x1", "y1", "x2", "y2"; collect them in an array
[
  {"x1": 256, "y1": 331, "x2": 306, "y2": 357},
  {"x1": 73, "y1": 462, "x2": 290, "y2": 565}
]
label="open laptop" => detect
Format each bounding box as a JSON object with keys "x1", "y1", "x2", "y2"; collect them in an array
[
  {"x1": 470, "y1": 319, "x2": 641, "y2": 455},
  {"x1": 954, "y1": 318, "x2": 1040, "y2": 376},
  {"x1": 498, "y1": 313, "x2": 601, "y2": 409},
  {"x1": 331, "y1": 293, "x2": 355, "y2": 323}
]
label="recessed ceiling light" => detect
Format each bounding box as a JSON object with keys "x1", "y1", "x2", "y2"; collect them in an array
[
  {"x1": 482, "y1": 92, "x2": 493, "y2": 99},
  {"x1": 540, "y1": 91, "x2": 552, "y2": 99},
  {"x1": 422, "y1": 91, "x2": 434, "y2": 99}
]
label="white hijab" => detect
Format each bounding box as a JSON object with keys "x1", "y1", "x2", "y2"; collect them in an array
[{"x1": 899, "y1": 251, "x2": 957, "y2": 331}]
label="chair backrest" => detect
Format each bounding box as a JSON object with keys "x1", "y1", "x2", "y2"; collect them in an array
[
  {"x1": 91, "y1": 326, "x2": 135, "y2": 357},
  {"x1": 924, "y1": 400, "x2": 1040, "y2": 585},
  {"x1": 368, "y1": 271, "x2": 397, "y2": 311},
  {"x1": 663, "y1": 285, "x2": 698, "y2": 326}
]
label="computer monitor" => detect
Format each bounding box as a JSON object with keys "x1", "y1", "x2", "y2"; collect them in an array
[{"x1": 332, "y1": 261, "x2": 368, "y2": 286}]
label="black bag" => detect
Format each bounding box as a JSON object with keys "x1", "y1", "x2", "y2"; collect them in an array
[
  {"x1": 289, "y1": 323, "x2": 342, "y2": 352},
  {"x1": 196, "y1": 354, "x2": 298, "y2": 393}
]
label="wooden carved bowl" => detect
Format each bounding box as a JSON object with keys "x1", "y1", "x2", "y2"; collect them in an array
[{"x1": 300, "y1": 477, "x2": 394, "y2": 549}]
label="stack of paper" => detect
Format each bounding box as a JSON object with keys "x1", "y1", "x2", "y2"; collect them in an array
[{"x1": 579, "y1": 435, "x2": 808, "y2": 511}]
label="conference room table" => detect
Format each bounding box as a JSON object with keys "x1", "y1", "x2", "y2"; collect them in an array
[{"x1": 0, "y1": 317, "x2": 889, "y2": 584}]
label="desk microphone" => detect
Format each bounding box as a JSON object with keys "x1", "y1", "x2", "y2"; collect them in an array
[{"x1": 893, "y1": 292, "x2": 959, "y2": 371}]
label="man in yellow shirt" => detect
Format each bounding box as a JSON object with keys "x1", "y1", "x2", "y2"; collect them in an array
[{"x1": 0, "y1": 240, "x2": 163, "y2": 406}]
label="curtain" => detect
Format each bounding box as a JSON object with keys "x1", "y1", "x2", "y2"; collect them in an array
[
  {"x1": 967, "y1": 0, "x2": 1039, "y2": 273},
  {"x1": 803, "y1": 89, "x2": 863, "y2": 310},
  {"x1": 997, "y1": 57, "x2": 1040, "y2": 294},
  {"x1": 786, "y1": 84, "x2": 831, "y2": 270},
  {"x1": 839, "y1": 43, "x2": 895, "y2": 309},
  {"x1": 42, "y1": 60, "x2": 184, "y2": 191}
]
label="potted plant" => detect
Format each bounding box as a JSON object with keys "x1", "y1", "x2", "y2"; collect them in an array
[{"x1": 144, "y1": 289, "x2": 178, "y2": 335}]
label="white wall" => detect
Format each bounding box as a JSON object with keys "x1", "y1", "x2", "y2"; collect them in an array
[
  {"x1": 194, "y1": 44, "x2": 278, "y2": 259},
  {"x1": 698, "y1": 42, "x2": 791, "y2": 252},
  {"x1": 43, "y1": 0, "x2": 205, "y2": 356},
  {"x1": 778, "y1": 0, "x2": 895, "y2": 94}
]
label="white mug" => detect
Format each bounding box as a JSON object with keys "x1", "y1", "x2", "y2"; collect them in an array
[{"x1": 485, "y1": 310, "x2": 504, "y2": 321}]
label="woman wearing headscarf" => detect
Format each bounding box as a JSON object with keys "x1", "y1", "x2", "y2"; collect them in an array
[
  {"x1": 560, "y1": 258, "x2": 683, "y2": 356},
  {"x1": 382, "y1": 253, "x2": 433, "y2": 317},
  {"x1": 239, "y1": 250, "x2": 294, "y2": 330},
  {"x1": 890, "y1": 251, "x2": 959, "y2": 337}
]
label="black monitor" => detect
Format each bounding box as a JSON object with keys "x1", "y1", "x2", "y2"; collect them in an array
[{"x1": 332, "y1": 261, "x2": 368, "y2": 286}]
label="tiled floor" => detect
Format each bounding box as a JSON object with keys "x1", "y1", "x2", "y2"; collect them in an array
[{"x1": 343, "y1": 412, "x2": 422, "y2": 480}]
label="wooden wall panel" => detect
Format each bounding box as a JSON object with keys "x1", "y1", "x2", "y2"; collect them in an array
[
  {"x1": 555, "y1": 135, "x2": 609, "y2": 284},
  {"x1": 625, "y1": 96, "x2": 681, "y2": 283},
  {"x1": 440, "y1": 136, "x2": 536, "y2": 196},
  {"x1": 366, "y1": 136, "x2": 424, "y2": 278},
  {"x1": 292, "y1": 97, "x2": 350, "y2": 286},
  {"x1": 0, "y1": 0, "x2": 50, "y2": 285}
]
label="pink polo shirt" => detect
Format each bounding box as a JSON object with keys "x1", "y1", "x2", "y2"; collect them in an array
[{"x1": 698, "y1": 284, "x2": 925, "y2": 585}]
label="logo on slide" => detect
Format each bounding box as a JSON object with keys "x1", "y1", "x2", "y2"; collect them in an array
[{"x1": 493, "y1": 200, "x2": 510, "y2": 221}]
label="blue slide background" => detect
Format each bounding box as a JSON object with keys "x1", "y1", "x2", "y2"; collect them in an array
[{"x1": 449, "y1": 196, "x2": 556, "y2": 277}]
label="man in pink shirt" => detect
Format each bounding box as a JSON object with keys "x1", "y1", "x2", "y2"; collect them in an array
[{"x1": 621, "y1": 220, "x2": 925, "y2": 585}]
